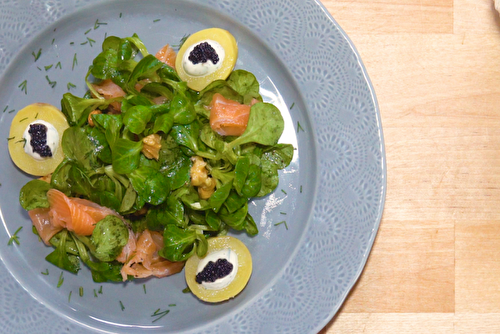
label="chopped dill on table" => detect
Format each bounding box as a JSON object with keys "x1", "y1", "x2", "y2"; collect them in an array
[
  {"x1": 44, "y1": 64, "x2": 53, "y2": 71},
  {"x1": 143, "y1": 284, "x2": 147, "y2": 294},
  {"x1": 19, "y1": 117, "x2": 28, "y2": 122},
  {"x1": 41, "y1": 269, "x2": 49, "y2": 275},
  {"x1": 119, "y1": 301, "x2": 125, "y2": 311},
  {"x1": 79, "y1": 287, "x2": 84, "y2": 297},
  {"x1": 84, "y1": 28, "x2": 92, "y2": 35},
  {"x1": 55, "y1": 61, "x2": 62, "y2": 69},
  {"x1": 67, "y1": 82, "x2": 76, "y2": 91},
  {"x1": 68, "y1": 291, "x2": 72, "y2": 302},
  {"x1": 281, "y1": 189, "x2": 287, "y2": 195},
  {"x1": 94, "y1": 289, "x2": 98, "y2": 298},
  {"x1": 290, "y1": 102, "x2": 295, "y2": 110}
]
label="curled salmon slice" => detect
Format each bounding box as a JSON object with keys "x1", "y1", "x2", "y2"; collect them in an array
[
  {"x1": 46, "y1": 189, "x2": 118, "y2": 236},
  {"x1": 28, "y1": 207, "x2": 63, "y2": 246},
  {"x1": 209, "y1": 93, "x2": 251, "y2": 136},
  {"x1": 155, "y1": 44, "x2": 176, "y2": 69},
  {"x1": 120, "y1": 230, "x2": 184, "y2": 281},
  {"x1": 92, "y1": 79, "x2": 126, "y2": 111}
]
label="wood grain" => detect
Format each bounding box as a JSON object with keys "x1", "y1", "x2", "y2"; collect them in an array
[{"x1": 319, "y1": 0, "x2": 500, "y2": 332}]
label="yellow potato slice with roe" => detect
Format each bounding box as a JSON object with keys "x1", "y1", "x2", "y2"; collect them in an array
[
  {"x1": 175, "y1": 28, "x2": 238, "y2": 91},
  {"x1": 185, "y1": 236, "x2": 252, "y2": 303},
  {"x1": 8, "y1": 103, "x2": 69, "y2": 176}
]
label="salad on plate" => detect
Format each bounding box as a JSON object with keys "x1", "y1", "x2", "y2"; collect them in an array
[{"x1": 8, "y1": 28, "x2": 293, "y2": 303}]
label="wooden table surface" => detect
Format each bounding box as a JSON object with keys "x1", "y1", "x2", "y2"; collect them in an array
[{"x1": 318, "y1": 0, "x2": 500, "y2": 333}]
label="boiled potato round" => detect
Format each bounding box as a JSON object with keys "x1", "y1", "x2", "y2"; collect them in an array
[
  {"x1": 175, "y1": 28, "x2": 238, "y2": 91},
  {"x1": 8, "y1": 103, "x2": 68, "y2": 176},
  {"x1": 185, "y1": 236, "x2": 252, "y2": 303}
]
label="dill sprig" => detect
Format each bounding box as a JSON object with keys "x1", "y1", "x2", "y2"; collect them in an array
[
  {"x1": 119, "y1": 301, "x2": 125, "y2": 311},
  {"x1": 297, "y1": 121, "x2": 304, "y2": 133},
  {"x1": 290, "y1": 102, "x2": 295, "y2": 110},
  {"x1": 18, "y1": 80, "x2": 27, "y2": 94},
  {"x1": 7, "y1": 136, "x2": 15, "y2": 141},
  {"x1": 143, "y1": 284, "x2": 147, "y2": 294},
  {"x1": 7, "y1": 226, "x2": 22, "y2": 245},
  {"x1": 15, "y1": 138, "x2": 27, "y2": 148},
  {"x1": 55, "y1": 61, "x2": 62, "y2": 69},
  {"x1": 79, "y1": 286, "x2": 84, "y2": 297},
  {"x1": 57, "y1": 271, "x2": 64, "y2": 288},
  {"x1": 68, "y1": 291, "x2": 72, "y2": 302},
  {"x1": 98, "y1": 286, "x2": 103, "y2": 294},
  {"x1": 153, "y1": 19, "x2": 161, "y2": 23},
  {"x1": 84, "y1": 28, "x2": 92, "y2": 35},
  {"x1": 44, "y1": 64, "x2": 53, "y2": 71},
  {"x1": 274, "y1": 221, "x2": 289, "y2": 230},
  {"x1": 151, "y1": 308, "x2": 170, "y2": 323},
  {"x1": 32, "y1": 48, "x2": 42, "y2": 61},
  {"x1": 87, "y1": 37, "x2": 96, "y2": 47},
  {"x1": 94, "y1": 289, "x2": 98, "y2": 297},
  {"x1": 173, "y1": 34, "x2": 190, "y2": 50},
  {"x1": 41, "y1": 269, "x2": 49, "y2": 275},
  {"x1": 45, "y1": 75, "x2": 57, "y2": 88},
  {"x1": 72, "y1": 53, "x2": 78, "y2": 70},
  {"x1": 281, "y1": 189, "x2": 287, "y2": 195},
  {"x1": 182, "y1": 287, "x2": 191, "y2": 293},
  {"x1": 67, "y1": 82, "x2": 76, "y2": 91},
  {"x1": 94, "y1": 19, "x2": 108, "y2": 29},
  {"x1": 19, "y1": 117, "x2": 28, "y2": 122}
]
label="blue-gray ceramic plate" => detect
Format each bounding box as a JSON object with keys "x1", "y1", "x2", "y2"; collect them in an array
[{"x1": 0, "y1": 0, "x2": 385, "y2": 333}]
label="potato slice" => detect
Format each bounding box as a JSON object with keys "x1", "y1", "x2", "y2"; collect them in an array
[
  {"x1": 185, "y1": 236, "x2": 252, "y2": 303},
  {"x1": 8, "y1": 103, "x2": 69, "y2": 176},
  {"x1": 175, "y1": 28, "x2": 238, "y2": 91}
]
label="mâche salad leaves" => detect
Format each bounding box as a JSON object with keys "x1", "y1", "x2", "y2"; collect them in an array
[{"x1": 19, "y1": 33, "x2": 293, "y2": 283}]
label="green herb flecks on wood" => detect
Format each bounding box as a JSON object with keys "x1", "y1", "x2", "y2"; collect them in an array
[{"x1": 7, "y1": 226, "x2": 22, "y2": 245}]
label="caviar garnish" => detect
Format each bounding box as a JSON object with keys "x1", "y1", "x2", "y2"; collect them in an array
[
  {"x1": 188, "y1": 42, "x2": 219, "y2": 65},
  {"x1": 28, "y1": 123, "x2": 52, "y2": 157},
  {"x1": 195, "y1": 258, "x2": 233, "y2": 284}
]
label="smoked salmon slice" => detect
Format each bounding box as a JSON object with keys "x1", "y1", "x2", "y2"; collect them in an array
[
  {"x1": 28, "y1": 207, "x2": 63, "y2": 246},
  {"x1": 46, "y1": 189, "x2": 117, "y2": 236},
  {"x1": 209, "y1": 93, "x2": 251, "y2": 136},
  {"x1": 92, "y1": 79, "x2": 126, "y2": 111},
  {"x1": 120, "y1": 229, "x2": 184, "y2": 281},
  {"x1": 155, "y1": 44, "x2": 176, "y2": 69}
]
